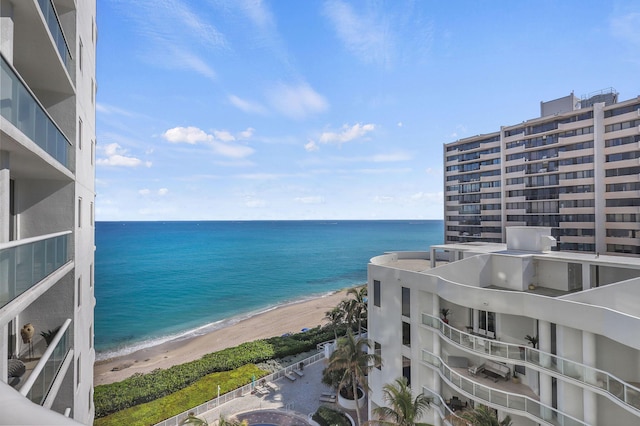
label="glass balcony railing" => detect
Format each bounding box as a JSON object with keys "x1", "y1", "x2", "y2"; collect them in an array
[
  {"x1": 0, "y1": 56, "x2": 72, "y2": 170},
  {"x1": 422, "y1": 349, "x2": 588, "y2": 426},
  {"x1": 422, "y1": 313, "x2": 640, "y2": 413},
  {"x1": 36, "y1": 0, "x2": 72, "y2": 74},
  {"x1": 0, "y1": 232, "x2": 72, "y2": 309},
  {"x1": 20, "y1": 319, "x2": 72, "y2": 405}
]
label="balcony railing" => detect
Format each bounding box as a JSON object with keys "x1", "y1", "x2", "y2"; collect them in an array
[
  {"x1": 0, "y1": 232, "x2": 72, "y2": 309},
  {"x1": 422, "y1": 313, "x2": 640, "y2": 414},
  {"x1": 422, "y1": 349, "x2": 588, "y2": 426},
  {"x1": 36, "y1": 0, "x2": 72, "y2": 74},
  {"x1": 0, "y1": 55, "x2": 72, "y2": 170},
  {"x1": 20, "y1": 318, "x2": 72, "y2": 405}
]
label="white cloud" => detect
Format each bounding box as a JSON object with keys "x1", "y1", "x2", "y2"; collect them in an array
[
  {"x1": 139, "y1": 189, "x2": 151, "y2": 196},
  {"x1": 162, "y1": 126, "x2": 255, "y2": 158},
  {"x1": 323, "y1": 0, "x2": 391, "y2": 67},
  {"x1": 267, "y1": 83, "x2": 328, "y2": 119},
  {"x1": 319, "y1": 123, "x2": 375, "y2": 144},
  {"x1": 96, "y1": 103, "x2": 136, "y2": 117},
  {"x1": 213, "y1": 130, "x2": 236, "y2": 142},
  {"x1": 97, "y1": 143, "x2": 149, "y2": 167},
  {"x1": 294, "y1": 196, "x2": 325, "y2": 204},
  {"x1": 163, "y1": 126, "x2": 211, "y2": 144},
  {"x1": 158, "y1": 188, "x2": 169, "y2": 196},
  {"x1": 229, "y1": 95, "x2": 268, "y2": 114},
  {"x1": 211, "y1": 141, "x2": 254, "y2": 158},
  {"x1": 172, "y1": 49, "x2": 217, "y2": 80},
  {"x1": 239, "y1": 128, "x2": 255, "y2": 139},
  {"x1": 305, "y1": 140, "x2": 319, "y2": 152},
  {"x1": 374, "y1": 195, "x2": 394, "y2": 203},
  {"x1": 411, "y1": 191, "x2": 443, "y2": 202},
  {"x1": 397, "y1": 121, "x2": 403, "y2": 127}
]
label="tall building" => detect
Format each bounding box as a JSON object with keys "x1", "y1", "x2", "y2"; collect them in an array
[
  {"x1": 444, "y1": 90, "x2": 640, "y2": 256},
  {"x1": 0, "y1": 0, "x2": 96, "y2": 424},
  {"x1": 367, "y1": 227, "x2": 640, "y2": 426}
]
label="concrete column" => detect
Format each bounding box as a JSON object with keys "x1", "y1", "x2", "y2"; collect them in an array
[
  {"x1": 592, "y1": 102, "x2": 606, "y2": 254},
  {"x1": 430, "y1": 247, "x2": 436, "y2": 269},
  {"x1": 0, "y1": 0, "x2": 14, "y2": 62},
  {"x1": 538, "y1": 320, "x2": 553, "y2": 421},
  {"x1": 583, "y1": 331, "x2": 597, "y2": 424},
  {"x1": 0, "y1": 151, "x2": 10, "y2": 243},
  {"x1": 432, "y1": 295, "x2": 441, "y2": 396},
  {"x1": 582, "y1": 262, "x2": 591, "y2": 291}
]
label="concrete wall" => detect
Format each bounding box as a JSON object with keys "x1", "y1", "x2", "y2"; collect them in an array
[{"x1": 537, "y1": 259, "x2": 568, "y2": 291}]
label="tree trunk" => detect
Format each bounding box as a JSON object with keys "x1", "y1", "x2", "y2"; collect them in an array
[{"x1": 352, "y1": 372, "x2": 362, "y2": 426}]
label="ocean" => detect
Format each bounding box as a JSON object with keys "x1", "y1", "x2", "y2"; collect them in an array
[{"x1": 94, "y1": 220, "x2": 443, "y2": 360}]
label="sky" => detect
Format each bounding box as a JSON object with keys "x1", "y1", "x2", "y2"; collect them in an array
[{"x1": 95, "y1": 0, "x2": 640, "y2": 221}]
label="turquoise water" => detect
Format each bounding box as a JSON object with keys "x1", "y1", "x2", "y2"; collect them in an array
[{"x1": 95, "y1": 220, "x2": 443, "y2": 359}]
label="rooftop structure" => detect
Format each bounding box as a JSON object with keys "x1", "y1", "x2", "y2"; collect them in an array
[
  {"x1": 367, "y1": 227, "x2": 640, "y2": 425},
  {"x1": 0, "y1": 0, "x2": 96, "y2": 423},
  {"x1": 444, "y1": 91, "x2": 640, "y2": 257}
]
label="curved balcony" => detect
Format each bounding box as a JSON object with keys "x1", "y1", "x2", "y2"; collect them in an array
[
  {"x1": 422, "y1": 350, "x2": 588, "y2": 426},
  {"x1": 0, "y1": 231, "x2": 72, "y2": 309},
  {"x1": 422, "y1": 313, "x2": 640, "y2": 415},
  {"x1": 20, "y1": 318, "x2": 73, "y2": 405}
]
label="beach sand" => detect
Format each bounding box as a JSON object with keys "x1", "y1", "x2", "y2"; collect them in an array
[{"x1": 94, "y1": 289, "x2": 351, "y2": 386}]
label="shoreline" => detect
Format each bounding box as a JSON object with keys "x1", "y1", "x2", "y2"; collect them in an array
[{"x1": 94, "y1": 288, "x2": 352, "y2": 386}]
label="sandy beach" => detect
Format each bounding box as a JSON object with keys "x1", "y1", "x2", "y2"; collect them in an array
[{"x1": 94, "y1": 289, "x2": 351, "y2": 386}]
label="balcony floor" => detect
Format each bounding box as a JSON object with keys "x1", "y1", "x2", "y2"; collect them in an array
[{"x1": 451, "y1": 366, "x2": 540, "y2": 401}]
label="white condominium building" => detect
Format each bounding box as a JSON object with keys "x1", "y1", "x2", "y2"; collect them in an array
[
  {"x1": 0, "y1": 0, "x2": 96, "y2": 424},
  {"x1": 444, "y1": 90, "x2": 640, "y2": 257},
  {"x1": 367, "y1": 227, "x2": 640, "y2": 426}
]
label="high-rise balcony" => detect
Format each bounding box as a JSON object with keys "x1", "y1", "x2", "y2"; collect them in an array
[
  {"x1": 0, "y1": 232, "x2": 72, "y2": 309},
  {"x1": 18, "y1": 319, "x2": 73, "y2": 406},
  {"x1": 422, "y1": 350, "x2": 588, "y2": 426},
  {"x1": 422, "y1": 313, "x2": 640, "y2": 415},
  {"x1": 0, "y1": 55, "x2": 72, "y2": 171},
  {"x1": 36, "y1": 0, "x2": 72, "y2": 75}
]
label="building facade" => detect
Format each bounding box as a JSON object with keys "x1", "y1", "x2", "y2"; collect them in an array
[
  {"x1": 367, "y1": 227, "x2": 640, "y2": 426},
  {"x1": 444, "y1": 90, "x2": 640, "y2": 256},
  {"x1": 0, "y1": 0, "x2": 96, "y2": 424}
]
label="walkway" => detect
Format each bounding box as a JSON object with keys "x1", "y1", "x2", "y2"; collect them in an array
[{"x1": 196, "y1": 359, "x2": 367, "y2": 425}]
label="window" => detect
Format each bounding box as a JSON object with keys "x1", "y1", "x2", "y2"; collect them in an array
[
  {"x1": 402, "y1": 321, "x2": 411, "y2": 346},
  {"x1": 91, "y1": 79, "x2": 95, "y2": 104},
  {"x1": 79, "y1": 38, "x2": 83, "y2": 71},
  {"x1": 78, "y1": 197, "x2": 82, "y2": 227},
  {"x1": 374, "y1": 342, "x2": 381, "y2": 370},
  {"x1": 76, "y1": 355, "x2": 81, "y2": 386},
  {"x1": 91, "y1": 140, "x2": 95, "y2": 165},
  {"x1": 89, "y1": 263, "x2": 94, "y2": 288},
  {"x1": 77, "y1": 277, "x2": 82, "y2": 307},
  {"x1": 402, "y1": 356, "x2": 411, "y2": 386},
  {"x1": 478, "y1": 310, "x2": 495, "y2": 337},
  {"x1": 373, "y1": 280, "x2": 380, "y2": 307},
  {"x1": 90, "y1": 201, "x2": 94, "y2": 226},
  {"x1": 89, "y1": 324, "x2": 93, "y2": 349},
  {"x1": 78, "y1": 117, "x2": 83, "y2": 149},
  {"x1": 401, "y1": 287, "x2": 410, "y2": 317}
]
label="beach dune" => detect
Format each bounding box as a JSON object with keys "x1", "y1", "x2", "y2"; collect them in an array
[{"x1": 94, "y1": 290, "x2": 349, "y2": 386}]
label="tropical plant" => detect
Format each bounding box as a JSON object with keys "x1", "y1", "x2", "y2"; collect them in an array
[
  {"x1": 217, "y1": 415, "x2": 247, "y2": 426},
  {"x1": 440, "y1": 308, "x2": 450, "y2": 323},
  {"x1": 325, "y1": 306, "x2": 344, "y2": 340},
  {"x1": 525, "y1": 334, "x2": 538, "y2": 348},
  {"x1": 458, "y1": 405, "x2": 512, "y2": 426},
  {"x1": 347, "y1": 286, "x2": 368, "y2": 333},
  {"x1": 325, "y1": 330, "x2": 382, "y2": 426},
  {"x1": 368, "y1": 377, "x2": 431, "y2": 426},
  {"x1": 313, "y1": 405, "x2": 352, "y2": 426},
  {"x1": 40, "y1": 327, "x2": 61, "y2": 346}
]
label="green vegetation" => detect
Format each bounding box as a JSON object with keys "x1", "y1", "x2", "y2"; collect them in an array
[
  {"x1": 312, "y1": 405, "x2": 352, "y2": 426},
  {"x1": 95, "y1": 325, "x2": 342, "y2": 418},
  {"x1": 370, "y1": 377, "x2": 432, "y2": 426},
  {"x1": 95, "y1": 364, "x2": 263, "y2": 426}
]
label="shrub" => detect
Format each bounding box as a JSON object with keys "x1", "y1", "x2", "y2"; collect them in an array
[
  {"x1": 95, "y1": 364, "x2": 265, "y2": 426},
  {"x1": 312, "y1": 405, "x2": 351, "y2": 426}
]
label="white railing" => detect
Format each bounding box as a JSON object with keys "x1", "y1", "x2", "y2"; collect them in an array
[
  {"x1": 422, "y1": 313, "x2": 640, "y2": 414},
  {"x1": 154, "y1": 351, "x2": 325, "y2": 426},
  {"x1": 422, "y1": 349, "x2": 588, "y2": 426}
]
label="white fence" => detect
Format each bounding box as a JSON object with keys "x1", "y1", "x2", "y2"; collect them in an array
[{"x1": 154, "y1": 351, "x2": 326, "y2": 426}]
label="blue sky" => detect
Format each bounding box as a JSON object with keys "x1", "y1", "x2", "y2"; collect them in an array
[{"x1": 95, "y1": 0, "x2": 640, "y2": 221}]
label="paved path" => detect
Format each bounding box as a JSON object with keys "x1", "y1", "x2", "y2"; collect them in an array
[{"x1": 197, "y1": 359, "x2": 367, "y2": 425}]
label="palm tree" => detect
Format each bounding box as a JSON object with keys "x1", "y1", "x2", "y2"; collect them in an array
[
  {"x1": 326, "y1": 330, "x2": 382, "y2": 426},
  {"x1": 458, "y1": 405, "x2": 512, "y2": 426},
  {"x1": 368, "y1": 377, "x2": 431, "y2": 426},
  {"x1": 324, "y1": 306, "x2": 344, "y2": 340},
  {"x1": 347, "y1": 286, "x2": 368, "y2": 333}
]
